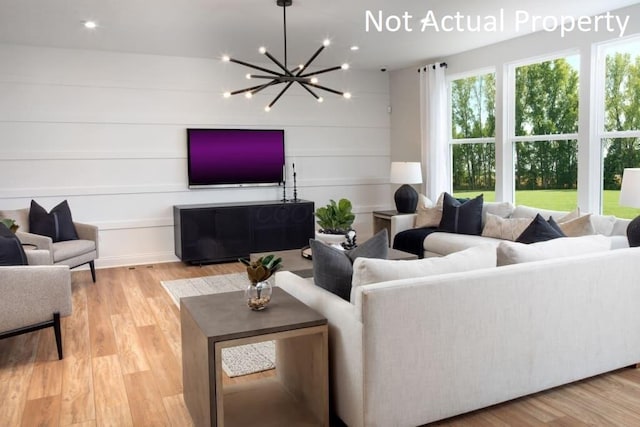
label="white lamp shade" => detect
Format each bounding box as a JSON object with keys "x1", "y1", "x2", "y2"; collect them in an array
[
  {"x1": 390, "y1": 162, "x2": 422, "y2": 184},
  {"x1": 620, "y1": 168, "x2": 640, "y2": 208}
]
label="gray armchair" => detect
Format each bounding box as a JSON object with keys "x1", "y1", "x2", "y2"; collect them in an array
[
  {"x1": 0, "y1": 253, "x2": 72, "y2": 359},
  {"x1": 0, "y1": 208, "x2": 99, "y2": 282}
]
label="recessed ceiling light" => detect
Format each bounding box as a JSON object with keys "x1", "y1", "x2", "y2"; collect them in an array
[
  {"x1": 83, "y1": 21, "x2": 97, "y2": 29},
  {"x1": 350, "y1": 46, "x2": 359, "y2": 51}
]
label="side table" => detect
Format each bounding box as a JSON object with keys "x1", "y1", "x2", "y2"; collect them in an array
[
  {"x1": 372, "y1": 210, "x2": 415, "y2": 241},
  {"x1": 181, "y1": 287, "x2": 329, "y2": 427}
]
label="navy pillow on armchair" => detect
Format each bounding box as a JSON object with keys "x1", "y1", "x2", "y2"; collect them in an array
[
  {"x1": 439, "y1": 193, "x2": 484, "y2": 235},
  {"x1": 29, "y1": 200, "x2": 79, "y2": 242}
]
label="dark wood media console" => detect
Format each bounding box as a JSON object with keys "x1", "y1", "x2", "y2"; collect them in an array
[{"x1": 173, "y1": 200, "x2": 314, "y2": 264}]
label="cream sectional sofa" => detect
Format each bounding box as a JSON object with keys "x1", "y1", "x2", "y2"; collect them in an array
[
  {"x1": 391, "y1": 202, "x2": 631, "y2": 258},
  {"x1": 276, "y1": 245, "x2": 640, "y2": 426}
]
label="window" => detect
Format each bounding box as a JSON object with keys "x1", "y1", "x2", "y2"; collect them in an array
[
  {"x1": 599, "y1": 37, "x2": 640, "y2": 219},
  {"x1": 511, "y1": 55, "x2": 579, "y2": 210},
  {"x1": 449, "y1": 71, "x2": 496, "y2": 201}
]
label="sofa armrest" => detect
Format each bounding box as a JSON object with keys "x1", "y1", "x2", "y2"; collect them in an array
[
  {"x1": 74, "y1": 222, "x2": 99, "y2": 256},
  {"x1": 275, "y1": 271, "x2": 365, "y2": 427},
  {"x1": 0, "y1": 265, "x2": 72, "y2": 333},
  {"x1": 390, "y1": 213, "x2": 417, "y2": 243},
  {"x1": 16, "y1": 231, "x2": 54, "y2": 263},
  {"x1": 26, "y1": 249, "x2": 53, "y2": 265}
]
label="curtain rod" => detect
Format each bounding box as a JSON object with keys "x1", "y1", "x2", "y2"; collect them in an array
[{"x1": 417, "y1": 62, "x2": 448, "y2": 72}]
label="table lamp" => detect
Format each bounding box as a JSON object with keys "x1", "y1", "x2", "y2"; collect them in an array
[
  {"x1": 619, "y1": 168, "x2": 640, "y2": 247},
  {"x1": 390, "y1": 162, "x2": 423, "y2": 213}
]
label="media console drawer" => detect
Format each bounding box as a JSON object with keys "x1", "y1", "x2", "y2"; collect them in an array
[{"x1": 173, "y1": 200, "x2": 314, "y2": 264}]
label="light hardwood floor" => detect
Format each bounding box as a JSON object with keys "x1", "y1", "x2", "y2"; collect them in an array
[{"x1": 1, "y1": 262, "x2": 640, "y2": 426}]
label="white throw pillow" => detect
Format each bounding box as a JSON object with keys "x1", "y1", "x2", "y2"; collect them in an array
[
  {"x1": 496, "y1": 235, "x2": 611, "y2": 266},
  {"x1": 350, "y1": 245, "x2": 497, "y2": 303},
  {"x1": 482, "y1": 213, "x2": 532, "y2": 241}
]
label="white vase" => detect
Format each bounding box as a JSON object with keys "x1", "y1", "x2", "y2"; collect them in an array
[{"x1": 315, "y1": 231, "x2": 347, "y2": 246}]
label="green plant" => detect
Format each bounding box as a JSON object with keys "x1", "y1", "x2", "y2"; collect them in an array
[
  {"x1": 315, "y1": 198, "x2": 355, "y2": 234},
  {"x1": 0, "y1": 218, "x2": 19, "y2": 233},
  {"x1": 239, "y1": 254, "x2": 283, "y2": 284}
]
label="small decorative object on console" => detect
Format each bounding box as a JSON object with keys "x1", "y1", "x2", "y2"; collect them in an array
[
  {"x1": 239, "y1": 254, "x2": 283, "y2": 310},
  {"x1": 342, "y1": 230, "x2": 357, "y2": 250}
]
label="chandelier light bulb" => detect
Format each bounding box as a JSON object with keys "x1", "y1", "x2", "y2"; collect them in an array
[
  {"x1": 223, "y1": 92, "x2": 231, "y2": 98},
  {"x1": 323, "y1": 39, "x2": 331, "y2": 47},
  {"x1": 245, "y1": 92, "x2": 253, "y2": 99},
  {"x1": 259, "y1": 46, "x2": 267, "y2": 54},
  {"x1": 265, "y1": 106, "x2": 271, "y2": 112},
  {"x1": 350, "y1": 45, "x2": 359, "y2": 51},
  {"x1": 343, "y1": 92, "x2": 352, "y2": 99},
  {"x1": 83, "y1": 21, "x2": 97, "y2": 29},
  {"x1": 310, "y1": 77, "x2": 319, "y2": 84},
  {"x1": 246, "y1": 73, "x2": 252, "y2": 79},
  {"x1": 341, "y1": 63, "x2": 350, "y2": 70},
  {"x1": 318, "y1": 97, "x2": 324, "y2": 103},
  {"x1": 222, "y1": 55, "x2": 230, "y2": 62}
]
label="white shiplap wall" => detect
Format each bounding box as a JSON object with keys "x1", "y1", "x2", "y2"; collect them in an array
[{"x1": 0, "y1": 44, "x2": 392, "y2": 268}]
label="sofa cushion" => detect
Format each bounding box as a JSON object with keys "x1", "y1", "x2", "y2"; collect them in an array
[
  {"x1": 0, "y1": 223, "x2": 28, "y2": 266},
  {"x1": 311, "y1": 229, "x2": 388, "y2": 301},
  {"x1": 482, "y1": 213, "x2": 532, "y2": 241},
  {"x1": 511, "y1": 204, "x2": 570, "y2": 220},
  {"x1": 424, "y1": 232, "x2": 503, "y2": 256},
  {"x1": 29, "y1": 200, "x2": 79, "y2": 242},
  {"x1": 497, "y1": 235, "x2": 611, "y2": 266},
  {"x1": 516, "y1": 214, "x2": 566, "y2": 244},
  {"x1": 439, "y1": 193, "x2": 484, "y2": 235},
  {"x1": 590, "y1": 214, "x2": 617, "y2": 236},
  {"x1": 351, "y1": 245, "x2": 496, "y2": 300},
  {"x1": 415, "y1": 193, "x2": 444, "y2": 228}
]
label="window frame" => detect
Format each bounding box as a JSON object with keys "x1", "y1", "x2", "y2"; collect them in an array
[{"x1": 447, "y1": 67, "x2": 497, "y2": 195}]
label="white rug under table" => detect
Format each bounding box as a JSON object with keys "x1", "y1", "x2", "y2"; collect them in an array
[{"x1": 161, "y1": 272, "x2": 275, "y2": 377}]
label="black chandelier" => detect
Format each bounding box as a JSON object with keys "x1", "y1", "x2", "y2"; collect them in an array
[{"x1": 222, "y1": 0, "x2": 351, "y2": 111}]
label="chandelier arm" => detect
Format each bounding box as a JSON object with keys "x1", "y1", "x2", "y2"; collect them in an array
[
  {"x1": 267, "y1": 81, "x2": 295, "y2": 109},
  {"x1": 248, "y1": 74, "x2": 285, "y2": 80},
  {"x1": 228, "y1": 58, "x2": 282, "y2": 76},
  {"x1": 263, "y1": 51, "x2": 294, "y2": 76},
  {"x1": 305, "y1": 82, "x2": 345, "y2": 96},
  {"x1": 295, "y1": 45, "x2": 326, "y2": 76},
  {"x1": 252, "y1": 80, "x2": 282, "y2": 95},
  {"x1": 299, "y1": 65, "x2": 343, "y2": 78},
  {"x1": 297, "y1": 82, "x2": 321, "y2": 100},
  {"x1": 229, "y1": 83, "x2": 276, "y2": 96}
]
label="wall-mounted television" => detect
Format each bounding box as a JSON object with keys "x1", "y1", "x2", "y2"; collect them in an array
[{"x1": 187, "y1": 128, "x2": 285, "y2": 188}]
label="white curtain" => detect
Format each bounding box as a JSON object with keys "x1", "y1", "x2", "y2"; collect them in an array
[{"x1": 419, "y1": 63, "x2": 449, "y2": 201}]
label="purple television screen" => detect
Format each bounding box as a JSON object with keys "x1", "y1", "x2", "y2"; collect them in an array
[{"x1": 187, "y1": 129, "x2": 284, "y2": 188}]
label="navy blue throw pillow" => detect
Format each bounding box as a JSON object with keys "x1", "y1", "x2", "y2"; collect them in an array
[
  {"x1": 439, "y1": 193, "x2": 484, "y2": 235},
  {"x1": 0, "y1": 223, "x2": 28, "y2": 266},
  {"x1": 516, "y1": 214, "x2": 566, "y2": 244},
  {"x1": 29, "y1": 200, "x2": 79, "y2": 242}
]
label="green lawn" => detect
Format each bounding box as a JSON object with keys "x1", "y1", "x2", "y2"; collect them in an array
[{"x1": 453, "y1": 189, "x2": 640, "y2": 219}]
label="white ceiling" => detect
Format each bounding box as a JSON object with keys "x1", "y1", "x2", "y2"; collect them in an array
[{"x1": 0, "y1": 0, "x2": 637, "y2": 70}]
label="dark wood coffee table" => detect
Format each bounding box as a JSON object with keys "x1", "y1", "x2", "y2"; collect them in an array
[
  {"x1": 251, "y1": 247, "x2": 418, "y2": 278},
  {"x1": 181, "y1": 288, "x2": 329, "y2": 427}
]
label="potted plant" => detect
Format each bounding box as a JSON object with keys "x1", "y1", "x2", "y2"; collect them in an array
[
  {"x1": 239, "y1": 254, "x2": 283, "y2": 310},
  {"x1": 0, "y1": 218, "x2": 19, "y2": 233},
  {"x1": 314, "y1": 198, "x2": 356, "y2": 246}
]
